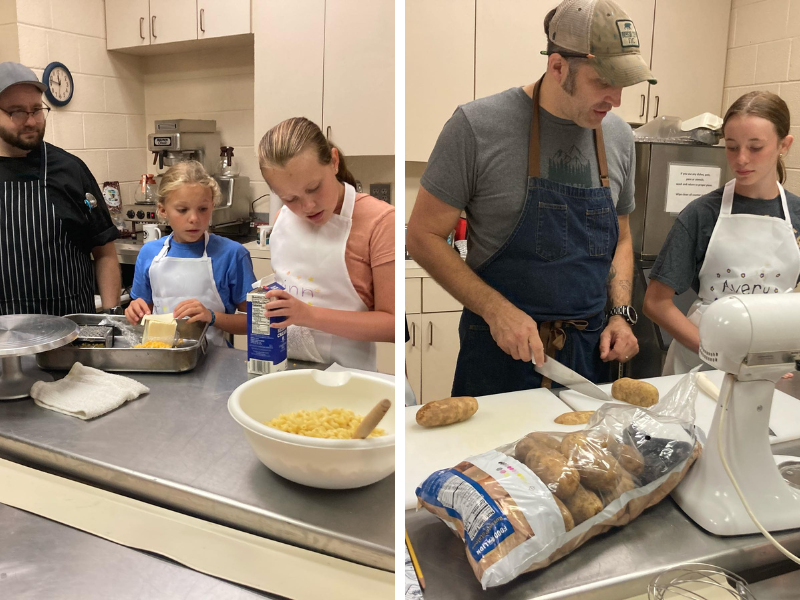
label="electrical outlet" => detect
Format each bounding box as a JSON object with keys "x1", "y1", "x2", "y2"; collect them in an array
[{"x1": 370, "y1": 183, "x2": 391, "y2": 203}]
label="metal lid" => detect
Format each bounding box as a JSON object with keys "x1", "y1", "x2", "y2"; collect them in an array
[{"x1": 0, "y1": 314, "x2": 78, "y2": 357}]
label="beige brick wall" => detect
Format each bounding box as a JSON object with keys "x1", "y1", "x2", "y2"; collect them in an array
[
  {"x1": 724, "y1": 0, "x2": 800, "y2": 193},
  {"x1": 5, "y1": 0, "x2": 148, "y2": 205}
]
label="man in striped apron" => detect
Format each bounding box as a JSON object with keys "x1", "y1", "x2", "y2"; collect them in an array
[{"x1": 0, "y1": 62, "x2": 120, "y2": 316}]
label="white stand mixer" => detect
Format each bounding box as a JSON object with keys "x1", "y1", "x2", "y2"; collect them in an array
[{"x1": 672, "y1": 294, "x2": 800, "y2": 535}]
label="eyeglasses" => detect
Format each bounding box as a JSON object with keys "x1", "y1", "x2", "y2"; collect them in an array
[{"x1": 0, "y1": 105, "x2": 51, "y2": 126}]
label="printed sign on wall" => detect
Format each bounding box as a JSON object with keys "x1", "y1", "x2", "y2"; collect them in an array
[{"x1": 665, "y1": 164, "x2": 722, "y2": 214}]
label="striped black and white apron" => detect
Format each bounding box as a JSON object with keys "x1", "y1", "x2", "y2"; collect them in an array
[{"x1": 0, "y1": 143, "x2": 95, "y2": 316}]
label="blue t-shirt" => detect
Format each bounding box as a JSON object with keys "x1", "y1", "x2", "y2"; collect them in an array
[{"x1": 131, "y1": 234, "x2": 256, "y2": 314}]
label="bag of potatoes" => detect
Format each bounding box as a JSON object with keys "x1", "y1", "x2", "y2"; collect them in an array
[{"x1": 415, "y1": 373, "x2": 702, "y2": 589}]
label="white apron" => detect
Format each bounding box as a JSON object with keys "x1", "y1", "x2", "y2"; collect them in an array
[
  {"x1": 269, "y1": 182, "x2": 377, "y2": 371},
  {"x1": 149, "y1": 232, "x2": 227, "y2": 347},
  {"x1": 663, "y1": 179, "x2": 800, "y2": 374}
]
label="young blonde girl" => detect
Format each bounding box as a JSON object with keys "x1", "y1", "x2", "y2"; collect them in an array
[{"x1": 125, "y1": 161, "x2": 256, "y2": 345}]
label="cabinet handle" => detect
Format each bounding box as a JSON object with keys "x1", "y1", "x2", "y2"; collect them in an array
[
  {"x1": 654, "y1": 95, "x2": 660, "y2": 118},
  {"x1": 151, "y1": 15, "x2": 156, "y2": 39},
  {"x1": 411, "y1": 322, "x2": 417, "y2": 347},
  {"x1": 139, "y1": 17, "x2": 145, "y2": 40},
  {"x1": 428, "y1": 321, "x2": 433, "y2": 346},
  {"x1": 326, "y1": 126, "x2": 331, "y2": 141},
  {"x1": 640, "y1": 94, "x2": 645, "y2": 118},
  {"x1": 200, "y1": 8, "x2": 205, "y2": 33}
]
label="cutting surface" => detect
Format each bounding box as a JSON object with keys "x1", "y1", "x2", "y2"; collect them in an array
[
  {"x1": 405, "y1": 388, "x2": 582, "y2": 509},
  {"x1": 559, "y1": 370, "x2": 800, "y2": 444}
]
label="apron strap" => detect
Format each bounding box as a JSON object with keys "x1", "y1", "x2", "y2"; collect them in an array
[
  {"x1": 527, "y1": 77, "x2": 610, "y2": 188},
  {"x1": 778, "y1": 182, "x2": 792, "y2": 224},
  {"x1": 153, "y1": 232, "x2": 210, "y2": 262},
  {"x1": 721, "y1": 178, "x2": 735, "y2": 215},
  {"x1": 537, "y1": 319, "x2": 589, "y2": 388},
  {"x1": 340, "y1": 182, "x2": 356, "y2": 219}
]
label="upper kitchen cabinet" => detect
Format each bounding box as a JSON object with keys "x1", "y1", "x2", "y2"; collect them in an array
[
  {"x1": 253, "y1": 0, "x2": 325, "y2": 146},
  {"x1": 106, "y1": 0, "x2": 151, "y2": 49},
  {"x1": 254, "y1": 1, "x2": 393, "y2": 156},
  {"x1": 474, "y1": 0, "x2": 551, "y2": 101},
  {"x1": 406, "y1": 0, "x2": 475, "y2": 162},
  {"x1": 648, "y1": 0, "x2": 730, "y2": 121},
  {"x1": 107, "y1": 0, "x2": 251, "y2": 51},
  {"x1": 323, "y1": 0, "x2": 394, "y2": 156},
  {"x1": 198, "y1": 0, "x2": 251, "y2": 39},
  {"x1": 613, "y1": 0, "x2": 655, "y2": 125},
  {"x1": 149, "y1": 0, "x2": 197, "y2": 46}
]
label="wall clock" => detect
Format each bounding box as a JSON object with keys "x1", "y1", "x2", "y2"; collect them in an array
[{"x1": 42, "y1": 62, "x2": 74, "y2": 107}]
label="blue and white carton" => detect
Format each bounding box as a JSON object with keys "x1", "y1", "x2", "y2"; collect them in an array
[{"x1": 247, "y1": 275, "x2": 287, "y2": 375}]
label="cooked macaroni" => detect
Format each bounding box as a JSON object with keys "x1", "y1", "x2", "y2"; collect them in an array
[
  {"x1": 134, "y1": 340, "x2": 173, "y2": 349},
  {"x1": 266, "y1": 407, "x2": 386, "y2": 439}
]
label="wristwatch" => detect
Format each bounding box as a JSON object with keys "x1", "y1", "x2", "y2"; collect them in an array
[
  {"x1": 100, "y1": 306, "x2": 124, "y2": 315},
  {"x1": 608, "y1": 305, "x2": 638, "y2": 326}
]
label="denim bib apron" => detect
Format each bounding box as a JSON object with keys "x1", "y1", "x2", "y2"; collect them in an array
[{"x1": 451, "y1": 78, "x2": 619, "y2": 397}]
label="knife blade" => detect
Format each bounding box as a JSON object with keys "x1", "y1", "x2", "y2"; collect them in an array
[{"x1": 534, "y1": 356, "x2": 612, "y2": 402}]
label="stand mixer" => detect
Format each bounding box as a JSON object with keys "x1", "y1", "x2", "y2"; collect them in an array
[{"x1": 672, "y1": 293, "x2": 800, "y2": 535}]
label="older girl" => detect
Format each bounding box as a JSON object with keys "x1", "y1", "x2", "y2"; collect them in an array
[
  {"x1": 644, "y1": 91, "x2": 799, "y2": 374},
  {"x1": 125, "y1": 161, "x2": 256, "y2": 346},
  {"x1": 258, "y1": 117, "x2": 394, "y2": 370}
]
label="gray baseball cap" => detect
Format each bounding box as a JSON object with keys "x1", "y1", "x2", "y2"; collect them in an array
[
  {"x1": 546, "y1": 0, "x2": 657, "y2": 87},
  {"x1": 0, "y1": 62, "x2": 47, "y2": 98}
]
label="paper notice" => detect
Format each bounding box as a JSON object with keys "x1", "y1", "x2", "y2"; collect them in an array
[{"x1": 665, "y1": 164, "x2": 722, "y2": 214}]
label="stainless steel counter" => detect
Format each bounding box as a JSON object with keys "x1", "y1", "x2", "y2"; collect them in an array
[
  {"x1": 406, "y1": 494, "x2": 800, "y2": 599},
  {"x1": 0, "y1": 503, "x2": 272, "y2": 599},
  {"x1": 0, "y1": 349, "x2": 394, "y2": 572}
]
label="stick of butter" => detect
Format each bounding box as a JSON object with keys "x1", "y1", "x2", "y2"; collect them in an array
[{"x1": 141, "y1": 314, "x2": 178, "y2": 347}]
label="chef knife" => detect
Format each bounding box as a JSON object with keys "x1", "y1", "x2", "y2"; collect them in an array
[{"x1": 533, "y1": 356, "x2": 612, "y2": 402}]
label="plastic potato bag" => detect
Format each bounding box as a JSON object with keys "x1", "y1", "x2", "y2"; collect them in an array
[{"x1": 415, "y1": 373, "x2": 703, "y2": 589}]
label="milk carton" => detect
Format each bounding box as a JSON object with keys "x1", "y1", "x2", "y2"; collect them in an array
[{"x1": 246, "y1": 276, "x2": 287, "y2": 375}]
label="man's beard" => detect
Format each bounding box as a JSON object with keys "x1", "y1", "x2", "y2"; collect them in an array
[{"x1": 0, "y1": 123, "x2": 45, "y2": 151}]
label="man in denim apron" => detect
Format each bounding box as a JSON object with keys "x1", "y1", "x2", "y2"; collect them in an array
[{"x1": 407, "y1": 0, "x2": 656, "y2": 397}]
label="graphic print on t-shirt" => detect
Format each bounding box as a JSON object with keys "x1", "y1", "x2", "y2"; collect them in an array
[{"x1": 546, "y1": 145, "x2": 592, "y2": 188}]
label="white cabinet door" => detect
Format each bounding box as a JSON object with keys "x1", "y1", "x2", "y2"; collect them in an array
[
  {"x1": 198, "y1": 0, "x2": 251, "y2": 39},
  {"x1": 614, "y1": 0, "x2": 655, "y2": 124},
  {"x1": 323, "y1": 0, "x2": 394, "y2": 156},
  {"x1": 406, "y1": 0, "x2": 475, "y2": 162},
  {"x1": 420, "y1": 311, "x2": 462, "y2": 404},
  {"x1": 253, "y1": 0, "x2": 325, "y2": 148},
  {"x1": 649, "y1": 0, "x2": 730, "y2": 120},
  {"x1": 106, "y1": 0, "x2": 151, "y2": 50},
  {"x1": 406, "y1": 314, "x2": 422, "y2": 404},
  {"x1": 149, "y1": 0, "x2": 197, "y2": 45},
  {"x1": 474, "y1": 0, "x2": 553, "y2": 101}
]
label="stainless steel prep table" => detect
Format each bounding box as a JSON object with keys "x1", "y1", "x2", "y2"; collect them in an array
[
  {"x1": 0, "y1": 349, "x2": 394, "y2": 572},
  {"x1": 0, "y1": 503, "x2": 272, "y2": 599},
  {"x1": 406, "y1": 383, "x2": 800, "y2": 599}
]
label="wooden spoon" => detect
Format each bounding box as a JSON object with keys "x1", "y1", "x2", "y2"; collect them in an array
[{"x1": 353, "y1": 399, "x2": 392, "y2": 439}]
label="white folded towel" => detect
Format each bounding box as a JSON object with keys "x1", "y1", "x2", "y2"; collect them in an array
[
  {"x1": 30, "y1": 363, "x2": 149, "y2": 420},
  {"x1": 287, "y1": 325, "x2": 325, "y2": 363}
]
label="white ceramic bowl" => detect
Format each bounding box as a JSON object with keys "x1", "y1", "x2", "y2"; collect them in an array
[{"x1": 228, "y1": 369, "x2": 395, "y2": 489}]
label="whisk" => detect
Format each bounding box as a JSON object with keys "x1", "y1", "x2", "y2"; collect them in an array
[{"x1": 648, "y1": 563, "x2": 755, "y2": 600}]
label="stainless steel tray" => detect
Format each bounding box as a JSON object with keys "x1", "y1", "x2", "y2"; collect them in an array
[{"x1": 36, "y1": 314, "x2": 208, "y2": 373}]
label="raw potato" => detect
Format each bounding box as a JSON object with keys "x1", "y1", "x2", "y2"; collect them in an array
[
  {"x1": 553, "y1": 496, "x2": 575, "y2": 532},
  {"x1": 611, "y1": 378, "x2": 659, "y2": 408},
  {"x1": 561, "y1": 433, "x2": 621, "y2": 493},
  {"x1": 615, "y1": 445, "x2": 645, "y2": 478},
  {"x1": 563, "y1": 484, "x2": 603, "y2": 525},
  {"x1": 603, "y1": 470, "x2": 637, "y2": 506},
  {"x1": 514, "y1": 437, "x2": 537, "y2": 462},
  {"x1": 525, "y1": 432, "x2": 562, "y2": 451},
  {"x1": 415, "y1": 396, "x2": 479, "y2": 427},
  {"x1": 554, "y1": 411, "x2": 595, "y2": 425},
  {"x1": 522, "y1": 441, "x2": 580, "y2": 500}
]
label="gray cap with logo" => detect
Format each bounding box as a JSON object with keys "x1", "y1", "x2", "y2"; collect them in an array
[
  {"x1": 0, "y1": 62, "x2": 47, "y2": 98},
  {"x1": 546, "y1": 0, "x2": 657, "y2": 87}
]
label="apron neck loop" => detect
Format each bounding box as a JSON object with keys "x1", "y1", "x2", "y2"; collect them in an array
[
  {"x1": 340, "y1": 182, "x2": 356, "y2": 220},
  {"x1": 721, "y1": 179, "x2": 791, "y2": 224},
  {"x1": 527, "y1": 76, "x2": 610, "y2": 188},
  {"x1": 157, "y1": 231, "x2": 210, "y2": 260}
]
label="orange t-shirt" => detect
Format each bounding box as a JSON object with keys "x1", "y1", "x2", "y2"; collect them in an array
[
  {"x1": 347, "y1": 193, "x2": 395, "y2": 309},
  {"x1": 274, "y1": 193, "x2": 394, "y2": 310}
]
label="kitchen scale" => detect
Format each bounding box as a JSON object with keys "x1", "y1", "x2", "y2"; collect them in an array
[
  {"x1": 0, "y1": 315, "x2": 77, "y2": 399},
  {"x1": 672, "y1": 294, "x2": 800, "y2": 536}
]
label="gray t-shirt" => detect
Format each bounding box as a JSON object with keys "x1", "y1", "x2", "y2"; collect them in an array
[
  {"x1": 421, "y1": 87, "x2": 636, "y2": 270},
  {"x1": 649, "y1": 187, "x2": 800, "y2": 294}
]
